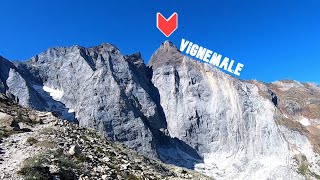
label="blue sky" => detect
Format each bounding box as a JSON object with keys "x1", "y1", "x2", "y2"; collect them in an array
[{"x1": 0, "y1": 0, "x2": 319, "y2": 83}]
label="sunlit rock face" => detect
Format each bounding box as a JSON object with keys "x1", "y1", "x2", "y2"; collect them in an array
[{"x1": 150, "y1": 41, "x2": 320, "y2": 180}]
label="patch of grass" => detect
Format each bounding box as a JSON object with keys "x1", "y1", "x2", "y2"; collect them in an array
[
  {"x1": 40, "y1": 127, "x2": 56, "y2": 135},
  {"x1": 125, "y1": 174, "x2": 140, "y2": 180},
  {"x1": 57, "y1": 156, "x2": 78, "y2": 170},
  {"x1": 298, "y1": 164, "x2": 309, "y2": 176},
  {"x1": 26, "y1": 137, "x2": 38, "y2": 145},
  {"x1": 18, "y1": 154, "x2": 51, "y2": 180},
  {"x1": 293, "y1": 154, "x2": 320, "y2": 179},
  {"x1": 36, "y1": 140, "x2": 57, "y2": 149},
  {"x1": 0, "y1": 129, "x2": 9, "y2": 139},
  {"x1": 23, "y1": 168, "x2": 51, "y2": 180},
  {"x1": 19, "y1": 150, "x2": 81, "y2": 180},
  {"x1": 108, "y1": 163, "x2": 120, "y2": 172},
  {"x1": 294, "y1": 154, "x2": 309, "y2": 177},
  {"x1": 96, "y1": 146, "x2": 104, "y2": 154},
  {"x1": 76, "y1": 154, "x2": 88, "y2": 162}
]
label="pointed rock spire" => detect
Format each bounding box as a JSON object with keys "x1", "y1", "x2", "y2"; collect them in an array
[{"x1": 148, "y1": 41, "x2": 183, "y2": 69}]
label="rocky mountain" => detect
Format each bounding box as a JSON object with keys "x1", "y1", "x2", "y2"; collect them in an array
[{"x1": 0, "y1": 41, "x2": 320, "y2": 179}]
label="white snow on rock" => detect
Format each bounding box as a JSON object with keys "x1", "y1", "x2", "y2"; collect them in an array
[
  {"x1": 68, "y1": 109, "x2": 75, "y2": 113},
  {"x1": 299, "y1": 117, "x2": 310, "y2": 126},
  {"x1": 43, "y1": 86, "x2": 64, "y2": 101},
  {"x1": 32, "y1": 85, "x2": 76, "y2": 122}
]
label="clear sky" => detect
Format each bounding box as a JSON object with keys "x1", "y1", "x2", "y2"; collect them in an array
[{"x1": 0, "y1": 0, "x2": 319, "y2": 83}]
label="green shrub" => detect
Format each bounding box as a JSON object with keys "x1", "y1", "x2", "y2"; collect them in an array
[
  {"x1": 19, "y1": 151, "x2": 81, "y2": 180},
  {"x1": 298, "y1": 163, "x2": 309, "y2": 176},
  {"x1": 19, "y1": 154, "x2": 51, "y2": 180}
]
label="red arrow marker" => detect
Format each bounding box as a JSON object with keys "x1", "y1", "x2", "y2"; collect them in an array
[{"x1": 156, "y1": 12, "x2": 178, "y2": 37}]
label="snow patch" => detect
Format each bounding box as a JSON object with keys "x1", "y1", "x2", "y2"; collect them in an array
[
  {"x1": 32, "y1": 85, "x2": 76, "y2": 122},
  {"x1": 43, "y1": 86, "x2": 64, "y2": 101},
  {"x1": 299, "y1": 118, "x2": 310, "y2": 126},
  {"x1": 68, "y1": 109, "x2": 75, "y2": 113}
]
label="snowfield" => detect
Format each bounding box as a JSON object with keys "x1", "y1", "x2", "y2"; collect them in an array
[{"x1": 42, "y1": 86, "x2": 64, "y2": 101}]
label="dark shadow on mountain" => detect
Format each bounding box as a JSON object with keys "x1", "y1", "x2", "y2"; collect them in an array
[
  {"x1": 124, "y1": 56, "x2": 203, "y2": 169},
  {"x1": 155, "y1": 129, "x2": 204, "y2": 169},
  {"x1": 126, "y1": 53, "x2": 168, "y2": 130},
  {"x1": 111, "y1": 95, "x2": 203, "y2": 169},
  {"x1": 0, "y1": 57, "x2": 15, "y2": 93},
  {"x1": 79, "y1": 48, "x2": 97, "y2": 71},
  {"x1": 104, "y1": 54, "x2": 203, "y2": 169}
]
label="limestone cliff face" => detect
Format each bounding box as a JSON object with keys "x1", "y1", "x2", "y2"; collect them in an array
[
  {"x1": 150, "y1": 41, "x2": 320, "y2": 179},
  {"x1": 0, "y1": 42, "x2": 319, "y2": 179}
]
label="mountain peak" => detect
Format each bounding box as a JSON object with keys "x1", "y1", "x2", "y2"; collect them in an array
[
  {"x1": 87, "y1": 43, "x2": 121, "y2": 55},
  {"x1": 148, "y1": 41, "x2": 183, "y2": 69},
  {"x1": 161, "y1": 40, "x2": 177, "y2": 49}
]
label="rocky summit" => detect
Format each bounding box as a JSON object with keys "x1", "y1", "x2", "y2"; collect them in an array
[{"x1": 0, "y1": 41, "x2": 320, "y2": 179}]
